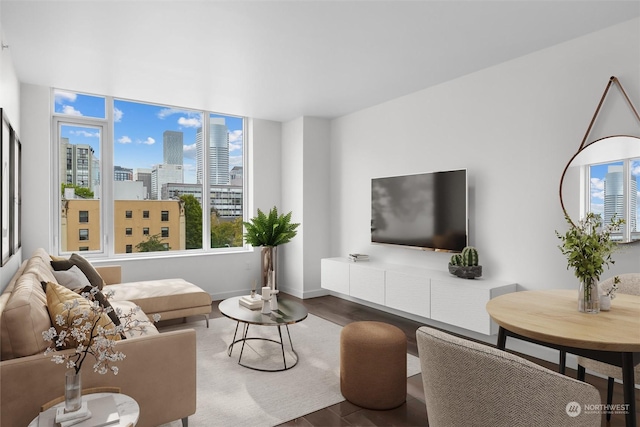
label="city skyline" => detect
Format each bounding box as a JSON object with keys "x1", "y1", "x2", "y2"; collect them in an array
[
  {"x1": 590, "y1": 161, "x2": 640, "y2": 230},
  {"x1": 54, "y1": 91, "x2": 244, "y2": 184}
]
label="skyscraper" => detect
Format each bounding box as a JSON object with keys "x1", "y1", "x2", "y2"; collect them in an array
[
  {"x1": 604, "y1": 165, "x2": 638, "y2": 232},
  {"x1": 163, "y1": 130, "x2": 183, "y2": 165},
  {"x1": 196, "y1": 118, "x2": 229, "y2": 185}
]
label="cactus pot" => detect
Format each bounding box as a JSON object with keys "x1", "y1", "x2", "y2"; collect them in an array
[{"x1": 448, "y1": 264, "x2": 482, "y2": 279}]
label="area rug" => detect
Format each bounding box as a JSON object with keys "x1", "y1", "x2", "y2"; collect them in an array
[{"x1": 158, "y1": 314, "x2": 421, "y2": 427}]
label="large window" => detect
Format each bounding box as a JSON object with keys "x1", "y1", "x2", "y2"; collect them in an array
[
  {"x1": 54, "y1": 90, "x2": 246, "y2": 256},
  {"x1": 586, "y1": 158, "x2": 639, "y2": 242}
]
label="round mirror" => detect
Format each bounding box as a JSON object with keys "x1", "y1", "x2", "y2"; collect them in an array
[{"x1": 559, "y1": 135, "x2": 640, "y2": 243}]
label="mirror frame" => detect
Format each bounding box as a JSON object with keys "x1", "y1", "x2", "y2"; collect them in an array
[{"x1": 559, "y1": 134, "x2": 640, "y2": 240}]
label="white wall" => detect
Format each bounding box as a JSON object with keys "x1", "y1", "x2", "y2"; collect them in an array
[
  {"x1": 329, "y1": 18, "x2": 640, "y2": 294},
  {"x1": 17, "y1": 85, "x2": 284, "y2": 300},
  {"x1": 280, "y1": 117, "x2": 331, "y2": 298}
]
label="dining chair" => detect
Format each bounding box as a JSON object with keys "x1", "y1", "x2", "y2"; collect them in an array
[
  {"x1": 576, "y1": 273, "x2": 640, "y2": 421},
  {"x1": 40, "y1": 386, "x2": 122, "y2": 412},
  {"x1": 416, "y1": 326, "x2": 600, "y2": 426}
]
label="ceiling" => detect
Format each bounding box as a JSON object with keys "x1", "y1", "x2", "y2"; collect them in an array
[{"x1": 1, "y1": 1, "x2": 639, "y2": 122}]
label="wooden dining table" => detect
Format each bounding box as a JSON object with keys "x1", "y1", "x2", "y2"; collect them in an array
[{"x1": 486, "y1": 289, "x2": 640, "y2": 427}]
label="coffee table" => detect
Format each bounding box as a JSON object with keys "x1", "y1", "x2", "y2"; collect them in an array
[{"x1": 218, "y1": 296, "x2": 308, "y2": 371}]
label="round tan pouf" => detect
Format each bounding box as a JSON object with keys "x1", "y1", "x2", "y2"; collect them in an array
[{"x1": 340, "y1": 321, "x2": 407, "y2": 410}]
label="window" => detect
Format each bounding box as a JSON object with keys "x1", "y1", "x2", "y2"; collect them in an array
[
  {"x1": 143, "y1": 227, "x2": 149, "y2": 235},
  {"x1": 125, "y1": 228, "x2": 133, "y2": 236},
  {"x1": 587, "y1": 158, "x2": 639, "y2": 242},
  {"x1": 79, "y1": 247, "x2": 89, "y2": 251},
  {"x1": 54, "y1": 90, "x2": 246, "y2": 256},
  {"x1": 79, "y1": 229, "x2": 89, "y2": 241},
  {"x1": 125, "y1": 245, "x2": 132, "y2": 253},
  {"x1": 79, "y1": 211, "x2": 89, "y2": 223},
  {"x1": 161, "y1": 227, "x2": 169, "y2": 238}
]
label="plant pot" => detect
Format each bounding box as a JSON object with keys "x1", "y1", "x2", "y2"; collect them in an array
[
  {"x1": 261, "y1": 246, "x2": 278, "y2": 289},
  {"x1": 578, "y1": 278, "x2": 599, "y2": 313},
  {"x1": 448, "y1": 264, "x2": 482, "y2": 279},
  {"x1": 600, "y1": 294, "x2": 611, "y2": 311}
]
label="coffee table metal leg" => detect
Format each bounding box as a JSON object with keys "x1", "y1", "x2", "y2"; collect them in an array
[
  {"x1": 277, "y1": 326, "x2": 287, "y2": 369},
  {"x1": 228, "y1": 321, "x2": 241, "y2": 356},
  {"x1": 238, "y1": 323, "x2": 250, "y2": 365}
]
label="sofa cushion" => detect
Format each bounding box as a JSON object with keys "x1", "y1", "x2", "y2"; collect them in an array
[
  {"x1": 52, "y1": 265, "x2": 92, "y2": 291},
  {"x1": 109, "y1": 300, "x2": 159, "y2": 338},
  {"x1": 23, "y1": 251, "x2": 57, "y2": 285},
  {"x1": 77, "y1": 285, "x2": 122, "y2": 330},
  {"x1": 45, "y1": 282, "x2": 120, "y2": 348},
  {"x1": 107, "y1": 278, "x2": 212, "y2": 315},
  {"x1": 0, "y1": 273, "x2": 51, "y2": 360},
  {"x1": 51, "y1": 253, "x2": 105, "y2": 290}
]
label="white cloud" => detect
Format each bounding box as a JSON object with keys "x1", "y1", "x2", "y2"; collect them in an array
[
  {"x1": 70, "y1": 130, "x2": 99, "y2": 138},
  {"x1": 114, "y1": 107, "x2": 123, "y2": 122},
  {"x1": 229, "y1": 130, "x2": 243, "y2": 152},
  {"x1": 62, "y1": 105, "x2": 83, "y2": 116},
  {"x1": 157, "y1": 108, "x2": 189, "y2": 119},
  {"x1": 183, "y1": 143, "x2": 197, "y2": 159},
  {"x1": 54, "y1": 91, "x2": 77, "y2": 104},
  {"x1": 178, "y1": 117, "x2": 201, "y2": 128},
  {"x1": 230, "y1": 155, "x2": 243, "y2": 168},
  {"x1": 118, "y1": 136, "x2": 132, "y2": 144},
  {"x1": 139, "y1": 137, "x2": 155, "y2": 145}
]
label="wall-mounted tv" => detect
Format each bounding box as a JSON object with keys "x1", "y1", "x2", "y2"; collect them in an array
[{"x1": 371, "y1": 169, "x2": 468, "y2": 252}]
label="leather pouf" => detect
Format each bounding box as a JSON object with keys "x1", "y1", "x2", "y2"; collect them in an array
[{"x1": 340, "y1": 321, "x2": 407, "y2": 409}]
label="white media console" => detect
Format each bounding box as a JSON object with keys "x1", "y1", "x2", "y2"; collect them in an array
[{"x1": 321, "y1": 257, "x2": 517, "y2": 335}]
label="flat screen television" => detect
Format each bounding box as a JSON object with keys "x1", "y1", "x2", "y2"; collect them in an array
[{"x1": 371, "y1": 169, "x2": 468, "y2": 252}]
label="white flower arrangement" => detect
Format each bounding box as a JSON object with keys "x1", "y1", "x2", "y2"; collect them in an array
[
  {"x1": 43, "y1": 286, "x2": 160, "y2": 375},
  {"x1": 604, "y1": 276, "x2": 621, "y2": 300}
]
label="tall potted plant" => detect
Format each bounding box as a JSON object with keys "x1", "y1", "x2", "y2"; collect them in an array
[
  {"x1": 556, "y1": 212, "x2": 623, "y2": 313},
  {"x1": 243, "y1": 206, "x2": 300, "y2": 290}
]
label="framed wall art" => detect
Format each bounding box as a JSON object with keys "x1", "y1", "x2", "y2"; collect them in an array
[{"x1": 1, "y1": 108, "x2": 22, "y2": 266}]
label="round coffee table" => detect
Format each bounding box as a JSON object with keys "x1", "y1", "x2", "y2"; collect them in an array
[{"x1": 218, "y1": 296, "x2": 308, "y2": 371}]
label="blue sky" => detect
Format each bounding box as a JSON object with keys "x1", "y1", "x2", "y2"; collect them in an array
[{"x1": 54, "y1": 90, "x2": 243, "y2": 184}]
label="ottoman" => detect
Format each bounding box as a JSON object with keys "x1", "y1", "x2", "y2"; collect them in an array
[{"x1": 340, "y1": 321, "x2": 407, "y2": 409}]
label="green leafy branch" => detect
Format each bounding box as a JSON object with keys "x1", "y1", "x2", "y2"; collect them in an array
[{"x1": 243, "y1": 206, "x2": 300, "y2": 247}]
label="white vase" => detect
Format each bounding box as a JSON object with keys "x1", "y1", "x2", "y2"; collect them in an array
[
  {"x1": 64, "y1": 370, "x2": 82, "y2": 412},
  {"x1": 600, "y1": 294, "x2": 611, "y2": 311}
]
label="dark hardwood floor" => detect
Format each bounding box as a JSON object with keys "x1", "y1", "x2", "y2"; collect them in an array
[{"x1": 203, "y1": 294, "x2": 639, "y2": 427}]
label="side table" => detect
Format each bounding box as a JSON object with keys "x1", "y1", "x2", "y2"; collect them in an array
[{"x1": 29, "y1": 392, "x2": 140, "y2": 427}]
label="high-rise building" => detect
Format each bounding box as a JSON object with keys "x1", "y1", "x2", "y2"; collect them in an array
[
  {"x1": 163, "y1": 130, "x2": 184, "y2": 165},
  {"x1": 114, "y1": 165, "x2": 133, "y2": 181},
  {"x1": 134, "y1": 168, "x2": 152, "y2": 200},
  {"x1": 196, "y1": 118, "x2": 229, "y2": 185},
  {"x1": 151, "y1": 164, "x2": 183, "y2": 200},
  {"x1": 604, "y1": 165, "x2": 638, "y2": 232},
  {"x1": 59, "y1": 137, "x2": 96, "y2": 191}
]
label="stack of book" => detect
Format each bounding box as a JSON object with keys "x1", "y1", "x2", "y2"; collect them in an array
[
  {"x1": 348, "y1": 253, "x2": 369, "y2": 262},
  {"x1": 239, "y1": 294, "x2": 262, "y2": 310}
]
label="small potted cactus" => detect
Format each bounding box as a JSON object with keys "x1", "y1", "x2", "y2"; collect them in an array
[{"x1": 448, "y1": 246, "x2": 483, "y2": 279}]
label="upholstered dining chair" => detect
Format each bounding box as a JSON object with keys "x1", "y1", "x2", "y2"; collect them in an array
[
  {"x1": 576, "y1": 273, "x2": 640, "y2": 421},
  {"x1": 416, "y1": 326, "x2": 600, "y2": 426}
]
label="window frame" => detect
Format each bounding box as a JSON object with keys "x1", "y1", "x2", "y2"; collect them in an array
[{"x1": 52, "y1": 89, "x2": 250, "y2": 259}]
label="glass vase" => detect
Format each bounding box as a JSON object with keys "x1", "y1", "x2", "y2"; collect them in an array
[
  {"x1": 64, "y1": 370, "x2": 82, "y2": 413},
  {"x1": 578, "y1": 278, "x2": 600, "y2": 314}
]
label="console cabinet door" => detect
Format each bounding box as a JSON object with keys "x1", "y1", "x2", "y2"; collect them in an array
[
  {"x1": 385, "y1": 271, "x2": 430, "y2": 318},
  {"x1": 320, "y1": 259, "x2": 350, "y2": 295},
  {"x1": 349, "y1": 263, "x2": 385, "y2": 305},
  {"x1": 430, "y1": 279, "x2": 493, "y2": 334}
]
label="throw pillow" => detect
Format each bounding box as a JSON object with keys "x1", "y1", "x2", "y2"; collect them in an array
[
  {"x1": 52, "y1": 265, "x2": 92, "y2": 291},
  {"x1": 50, "y1": 253, "x2": 105, "y2": 290},
  {"x1": 45, "y1": 282, "x2": 120, "y2": 348}
]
